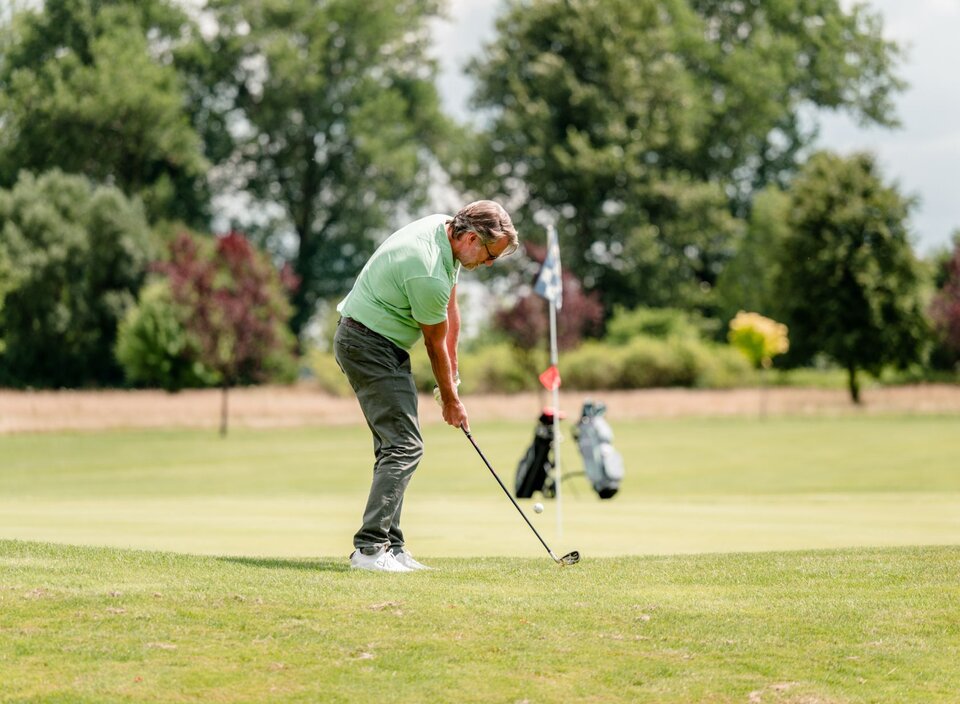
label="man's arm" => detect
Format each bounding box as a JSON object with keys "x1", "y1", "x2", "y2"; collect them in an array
[
  {"x1": 446, "y1": 285, "x2": 460, "y2": 380},
  {"x1": 421, "y1": 319, "x2": 468, "y2": 430}
]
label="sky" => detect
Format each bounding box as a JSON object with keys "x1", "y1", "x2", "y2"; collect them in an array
[{"x1": 430, "y1": 0, "x2": 960, "y2": 256}]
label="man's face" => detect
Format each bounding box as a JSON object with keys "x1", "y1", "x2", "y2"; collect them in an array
[{"x1": 461, "y1": 232, "x2": 509, "y2": 271}]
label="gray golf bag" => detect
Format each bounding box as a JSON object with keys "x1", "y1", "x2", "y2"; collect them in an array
[
  {"x1": 514, "y1": 410, "x2": 557, "y2": 499},
  {"x1": 573, "y1": 400, "x2": 624, "y2": 499}
]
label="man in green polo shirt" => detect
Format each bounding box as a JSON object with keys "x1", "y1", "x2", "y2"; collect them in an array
[{"x1": 335, "y1": 200, "x2": 519, "y2": 573}]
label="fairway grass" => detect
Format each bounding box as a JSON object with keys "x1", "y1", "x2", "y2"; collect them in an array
[
  {"x1": 1, "y1": 416, "x2": 959, "y2": 557},
  {"x1": 1, "y1": 540, "x2": 958, "y2": 703}
]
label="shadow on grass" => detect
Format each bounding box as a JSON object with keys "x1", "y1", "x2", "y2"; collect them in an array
[{"x1": 218, "y1": 556, "x2": 350, "y2": 573}]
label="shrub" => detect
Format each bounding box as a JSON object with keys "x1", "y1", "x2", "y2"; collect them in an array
[
  {"x1": 562, "y1": 342, "x2": 627, "y2": 390},
  {"x1": 305, "y1": 350, "x2": 353, "y2": 397},
  {"x1": 410, "y1": 342, "x2": 543, "y2": 394},
  {"x1": 693, "y1": 343, "x2": 755, "y2": 388},
  {"x1": 563, "y1": 336, "x2": 753, "y2": 391},
  {"x1": 115, "y1": 280, "x2": 217, "y2": 390},
  {"x1": 619, "y1": 337, "x2": 695, "y2": 388},
  {"x1": 606, "y1": 305, "x2": 714, "y2": 344},
  {"x1": 459, "y1": 343, "x2": 544, "y2": 394}
]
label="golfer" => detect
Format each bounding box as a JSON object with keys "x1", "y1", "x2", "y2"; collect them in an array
[{"x1": 335, "y1": 201, "x2": 519, "y2": 573}]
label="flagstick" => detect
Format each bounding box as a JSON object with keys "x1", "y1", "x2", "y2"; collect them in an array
[
  {"x1": 534, "y1": 220, "x2": 564, "y2": 540},
  {"x1": 549, "y1": 294, "x2": 563, "y2": 540}
]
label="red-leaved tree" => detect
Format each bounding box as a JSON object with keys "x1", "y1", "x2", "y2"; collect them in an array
[
  {"x1": 930, "y1": 238, "x2": 960, "y2": 367},
  {"x1": 161, "y1": 231, "x2": 297, "y2": 435},
  {"x1": 494, "y1": 243, "x2": 604, "y2": 378}
]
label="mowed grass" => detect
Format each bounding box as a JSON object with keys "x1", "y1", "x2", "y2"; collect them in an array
[
  {"x1": 1, "y1": 540, "x2": 959, "y2": 703},
  {"x1": 1, "y1": 415, "x2": 959, "y2": 701},
  {"x1": 0, "y1": 415, "x2": 958, "y2": 557}
]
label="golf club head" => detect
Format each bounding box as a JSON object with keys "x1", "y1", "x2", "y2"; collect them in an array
[{"x1": 559, "y1": 550, "x2": 581, "y2": 566}]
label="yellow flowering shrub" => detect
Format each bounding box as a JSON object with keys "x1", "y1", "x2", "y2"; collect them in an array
[{"x1": 728, "y1": 311, "x2": 789, "y2": 369}]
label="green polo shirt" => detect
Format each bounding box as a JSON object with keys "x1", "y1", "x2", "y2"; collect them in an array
[{"x1": 337, "y1": 214, "x2": 460, "y2": 350}]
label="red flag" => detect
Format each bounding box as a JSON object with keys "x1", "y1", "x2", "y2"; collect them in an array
[{"x1": 539, "y1": 365, "x2": 561, "y2": 391}]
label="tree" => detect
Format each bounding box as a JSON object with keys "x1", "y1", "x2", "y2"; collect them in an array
[
  {"x1": 460, "y1": 0, "x2": 904, "y2": 314},
  {"x1": 728, "y1": 311, "x2": 789, "y2": 370},
  {"x1": 0, "y1": 0, "x2": 209, "y2": 225},
  {"x1": 159, "y1": 231, "x2": 297, "y2": 435},
  {"x1": 728, "y1": 309, "x2": 788, "y2": 417},
  {"x1": 0, "y1": 170, "x2": 152, "y2": 387},
  {"x1": 714, "y1": 185, "x2": 791, "y2": 325},
  {"x1": 929, "y1": 233, "x2": 960, "y2": 369},
  {"x1": 193, "y1": 0, "x2": 453, "y2": 336},
  {"x1": 494, "y1": 243, "x2": 604, "y2": 351},
  {"x1": 0, "y1": 245, "x2": 14, "y2": 355},
  {"x1": 776, "y1": 151, "x2": 927, "y2": 403}
]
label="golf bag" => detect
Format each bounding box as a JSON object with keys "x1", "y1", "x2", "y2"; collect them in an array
[
  {"x1": 573, "y1": 400, "x2": 624, "y2": 499},
  {"x1": 515, "y1": 410, "x2": 558, "y2": 499}
]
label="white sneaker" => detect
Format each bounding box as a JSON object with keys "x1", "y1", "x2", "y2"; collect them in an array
[
  {"x1": 393, "y1": 549, "x2": 433, "y2": 571},
  {"x1": 350, "y1": 545, "x2": 412, "y2": 573}
]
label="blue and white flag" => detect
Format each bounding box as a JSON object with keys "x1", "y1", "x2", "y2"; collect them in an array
[{"x1": 534, "y1": 225, "x2": 562, "y2": 310}]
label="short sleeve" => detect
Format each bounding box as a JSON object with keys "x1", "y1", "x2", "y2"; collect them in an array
[{"x1": 405, "y1": 276, "x2": 451, "y2": 325}]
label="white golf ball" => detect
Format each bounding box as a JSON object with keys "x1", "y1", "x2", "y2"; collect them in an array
[{"x1": 533, "y1": 502, "x2": 544, "y2": 514}]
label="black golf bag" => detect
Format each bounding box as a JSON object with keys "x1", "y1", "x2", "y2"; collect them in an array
[
  {"x1": 573, "y1": 400, "x2": 624, "y2": 499},
  {"x1": 514, "y1": 410, "x2": 558, "y2": 499}
]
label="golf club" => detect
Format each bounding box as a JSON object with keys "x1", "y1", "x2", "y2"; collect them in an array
[{"x1": 460, "y1": 424, "x2": 580, "y2": 567}]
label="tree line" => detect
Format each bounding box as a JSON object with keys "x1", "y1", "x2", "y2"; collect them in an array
[{"x1": 0, "y1": 0, "x2": 958, "y2": 399}]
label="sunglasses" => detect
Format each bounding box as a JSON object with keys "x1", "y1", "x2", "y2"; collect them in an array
[{"x1": 480, "y1": 238, "x2": 500, "y2": 262}]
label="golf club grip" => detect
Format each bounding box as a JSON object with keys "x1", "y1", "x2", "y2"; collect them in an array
[{"x1": 460, "y1": 425, "x2": 557, "y2": 558}]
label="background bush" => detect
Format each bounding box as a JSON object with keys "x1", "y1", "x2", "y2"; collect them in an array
[
  {"x1": 305, "y1": 350, "x2": 354, "y2": 397},
  {"x1": 115, "y1": 280, "x2": 218, "y2": 390},
  {"x1": 0, "y1": 170, "x2": 151, "y2": 387}
]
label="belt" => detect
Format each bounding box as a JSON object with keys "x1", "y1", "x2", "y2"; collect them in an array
[
  {"x1": 340, "y1": 317, "x2": 409, "y2": 363},
  {"x1": 341, "y1": 316, "x2": 375, "y2": 335}
]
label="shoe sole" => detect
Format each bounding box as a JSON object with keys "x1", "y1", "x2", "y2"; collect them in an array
[{"x1": 349, "y1": 563, "x2": 412, "y2": 573}]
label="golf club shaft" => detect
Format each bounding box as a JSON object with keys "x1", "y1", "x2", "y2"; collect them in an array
[{"x1": 460, "y1": 424, "x2": 560, "y2": 562}]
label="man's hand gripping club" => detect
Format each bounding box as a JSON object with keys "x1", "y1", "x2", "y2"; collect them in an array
[{"x1": 420, "y1": 319, "x2": 468, "y2": 430}]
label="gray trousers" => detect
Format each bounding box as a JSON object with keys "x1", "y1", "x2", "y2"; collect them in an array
[{"x1": 334, "y1": 319, "x2": 423, "y2": 551}]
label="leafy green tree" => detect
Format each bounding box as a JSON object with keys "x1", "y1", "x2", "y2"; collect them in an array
[
  {"x1": 0, "y1": 0, "x2": 209, "y2": 225},
  {"x1": 0, "y1": 170, "x2": 152, "y2": 387},
  {"x1": 461, "y1": 0, "x2": 904, "y2": 313},
  {"x1": 714, "y1": 185, "x2": 791, "y2": 325},
  {"x1": 0, "y1": 246, "x2": 14, "y2": 355},
  {"x1": 776, "y1": 151, "x2": 927, "y2": 403},
  {"x1": 194, "y1": 0, "x2": 453, "y2": 335}
]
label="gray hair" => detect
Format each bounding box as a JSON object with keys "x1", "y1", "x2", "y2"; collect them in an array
[{"x1": 447, "y1": 200, "x2": 519, "y2": 257}]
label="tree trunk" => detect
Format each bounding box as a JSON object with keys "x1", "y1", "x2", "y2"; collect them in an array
[
  {"x1": 220, "y1": 383, "x2": 229, "y2": 437},
  {"x1": 759, "y1": 366, "x2": 768, "y2": 420},
  {"x1": 847, "y1": 364, "x2": 861, "y2": 405}
]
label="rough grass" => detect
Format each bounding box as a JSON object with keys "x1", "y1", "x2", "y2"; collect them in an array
[{"x1": 1, "y1": 540, "x2": 958, "y2": 703}]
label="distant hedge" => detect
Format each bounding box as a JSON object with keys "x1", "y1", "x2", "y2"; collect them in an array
[
  {"x1": 563, "y1": 337, "x2": 752, "y2": 390},
  {"x1": 308, "y1": 337, "x2": 752, "y2": 395}
]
